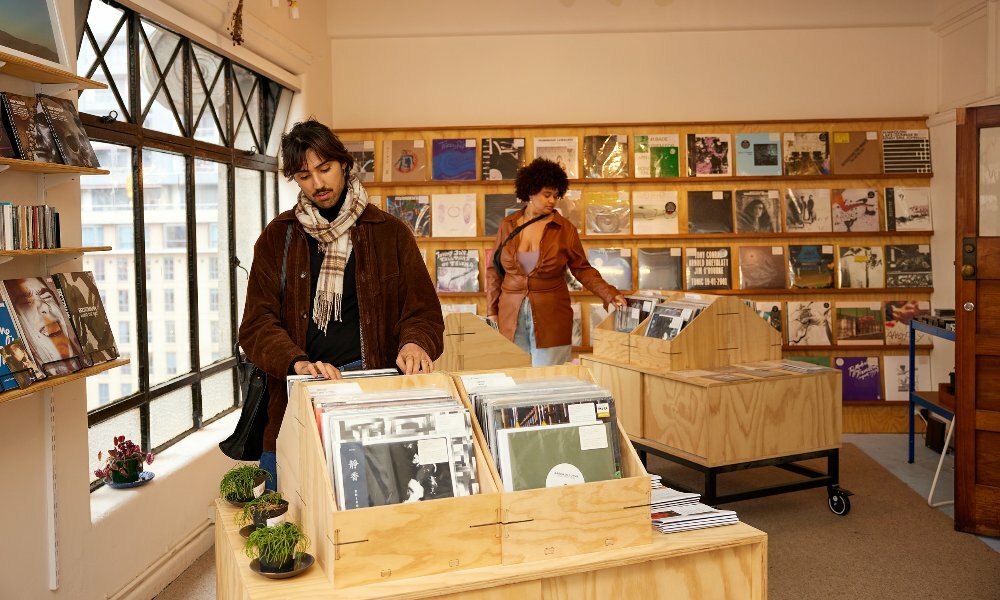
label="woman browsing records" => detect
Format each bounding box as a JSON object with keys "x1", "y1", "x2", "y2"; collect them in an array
[{"x1": 485, "y1": 158, "x2": 626, "y2": 366}]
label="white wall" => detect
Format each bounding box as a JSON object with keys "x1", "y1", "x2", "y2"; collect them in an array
[{"x1": 0, "y1": 1, "x2": 329, "y2": 598}]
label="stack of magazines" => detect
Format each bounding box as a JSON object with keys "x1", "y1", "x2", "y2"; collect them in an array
[
  {"x1": 644, "y1": 296, "x2": 713, "y2": 341},
  {"x1": 461, "y1": 374, "x2": 623, "y2": 492},
  {"x1": 649, "y1": 475, "x2": 738, "y2": 533},
  {"x1": 309, "y1": 382, "x2": 479, "y2": 510}
]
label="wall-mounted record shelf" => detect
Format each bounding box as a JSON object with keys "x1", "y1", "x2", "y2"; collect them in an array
[
  {"x1": 0, "y1": 359, "x2": 129, "y2": 406},
  {"x1": 0, "y1": 157, "x2": 110, "y2": 176},
  {"x1": 0, "y1": 51, "x2": 106, "y2": 90}
]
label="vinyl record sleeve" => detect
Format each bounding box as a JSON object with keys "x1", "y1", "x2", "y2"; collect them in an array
[{"x1": 497, "y1": 421, "x2": 618, "y2": 492}]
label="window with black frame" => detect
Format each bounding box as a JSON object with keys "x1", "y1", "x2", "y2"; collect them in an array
[{"x1": 76, "y1": 1, "x2": 289, "y2": 487}]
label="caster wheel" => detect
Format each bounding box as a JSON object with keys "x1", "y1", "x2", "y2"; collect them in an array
[{"x1": 828, "y1": 492, "x2": 851, "y2": 516}]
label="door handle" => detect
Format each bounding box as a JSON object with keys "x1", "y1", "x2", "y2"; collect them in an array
[{"x1": 964, "y1": 302, "x2": 975, "y2": 312}]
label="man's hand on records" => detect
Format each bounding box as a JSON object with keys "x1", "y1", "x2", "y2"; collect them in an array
[
  {"x1": 293, "y1": 360, "x2": 343, "y2": 380},
  {"x1": 397, "y1": 342, "x2": 433, "y2": 375}
]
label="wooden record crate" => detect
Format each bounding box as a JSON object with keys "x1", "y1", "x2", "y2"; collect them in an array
[
  {"x1": 276, "y1": 373, "x2": 503, "y2": 588},
  {"x1": 627, "y1": 293, "x2": 783, "y2": 372},
  {"x1": 450, "y1": 364, "x2": 652, "y2": 565},
  {"x1": 591, "y1": 312, "x2": 635, "y2": 363}
]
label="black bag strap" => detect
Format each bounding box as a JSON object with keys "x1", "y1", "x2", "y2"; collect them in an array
[
  {"x1": 492, "y1": 211, "x2": 548, "y2": 277},
  {"x1": 236, "y1": 224, "x2": 294, "y2": 369}
]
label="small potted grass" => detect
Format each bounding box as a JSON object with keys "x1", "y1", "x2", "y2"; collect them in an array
[
  {"x1": 244, "y1": 521, "x2": 309, "y2": 574},
  {"x1": 220, "y1": 464, "x2": 271, "y2": 506},
  {"x1": 237, "y1": 491, "x2": 289, "y2": 530}
]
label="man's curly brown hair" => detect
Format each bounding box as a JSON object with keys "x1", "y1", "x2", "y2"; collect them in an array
[
  {"x1": 514, "y1": 158, "x2": 569, "y2": 202},
  {"x1": 280, "y1": 119, "x2": 354, "y2": 180}
]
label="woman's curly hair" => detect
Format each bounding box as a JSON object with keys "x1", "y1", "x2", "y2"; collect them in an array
[{"x1": 514, "y1": 158, "x2": 569, "y2": 202}]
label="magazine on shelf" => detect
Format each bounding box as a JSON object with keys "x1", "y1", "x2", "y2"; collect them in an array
[
  {"x1": 382, "y1": 139, "x2": 427, "y2": 182},
  {"x1": 687, "y1": 190, "x2": 733, "y2": 233},
  {"x1": 344, "y1": 140, "x2": 375, "y2": 182},
  {"x1": 734, "y1": 189, "x2": 781, "y2": 233},
  {"x1": 686, "y1": 133, "x2": 731, "y2": 177},
  {"x1": 481, "y1": 137, "x2": 525, "y2": 180},
  {"x1": 435, "y1": 249, "x2": 480, "y2": 293},
  {"x1": 738, "y1": 246, "x2": 786, "y2": 290},
  {"x1": 431, "y1": 138, "x2": 477, "y2": 181},
  {"x1": 685, "y1": 247, "x2": 731, "y2": 290},
  {"x1": 637, "y1": 247, "x2": 683, "y2": 290},
  {"x1": 0, "y1": 301, "x2": 27, "y2": 390},
  {"x1": 882, "y1": 129, "x2": 932, "y2": 173},
  {"x1": 788, "y1": 244, "x2": 835, "y2": 289},
  {"x1": 582, "y1": 134, "x2": 628, "y2": 178},
  {"x1": 835, "y1": 302, "x2": 885, "y2": 345},
  {"x1": 583, "y1": 190, "x2": 630, "y2": 235},
  {"x1": 838, "y1": 246, "x2": 885, "y2": 289},
  {"x1": 831, "y1": 130, "x2": 880, "y2": 175},
  {"x1": 834, "y1": 356, "x2": 882, "y2": 401},
  {"x1": 631, "y1": 191, "x2": 679, "y2": 235},
  {"x1": 633, "y1": 134, "x2": 679, "y2": 178},
  {"x1": 884, "y1": 300, "x2": 931, "y2": 346},
  {"x1": 385, "y1": 195, "x2": 431, "y2": 237},
  {"x1": 831, "y1": 188, "x2": 880, "y2": 233},
  {"x1": 586, "y1": 248, "x2": 632, "y2": 291},
  {"x1": 651, "y1": 503, "x2": 739, "y2": 533},
  {"x1": 735, "y1": 132, "x2": 782, "y2": 176},
  {"x1": 784, "y1": 188, "x2": 831, "y2": 232},
  {"x1": 431, "y1": 193, "x2": 477, "y2": 238},
  {"x1": 52, "y1": 272, "x2": 118, "y2": 367},
  {"x1": 36, "y1": 94, "x2": 101, "y2": 168},
  {"x1": 0, "y1": 339, "x2": 38, "y2": 389},
  {"x1": 533, "y1": 136, "x2": 578, "y2": 178},
  {"x1": 882, "y1": 354, "x2": 931, "y2": 402},
  {"x1": 0, "y1": 109, "x2": 16, "y2": 158},
  {"x1": 885, "y1": 187, "x2": 932, "y2": 231},
  {"x1": 786, "y1": 301, "x2": 833, "y2": 346},
  {"x1": 1, "y1": 92, "x2": 42, "y2": 162},
  {"x1": 483, "y1": 193, "x2": 520, "y2": 237},
  {"x1": 1, "y1": 277, "x2": 84, "y2": 377},
  {"x1": 782, "y1": 131, "x2": 830, "y2": 176},
  {"x1": 885, "y1": 244, "x2": 932, "y2": 288}
]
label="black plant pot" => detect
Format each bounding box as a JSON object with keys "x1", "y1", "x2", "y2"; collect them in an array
[
  {"x1": 258, "y1": 551, "x2": 295, "y2": 573},
  {"x1": 250, "y1": 499, "x2": 289, "y2": 529},
  {"x1": 226, "y1": 472, "x2": 270, "y2": 505}
]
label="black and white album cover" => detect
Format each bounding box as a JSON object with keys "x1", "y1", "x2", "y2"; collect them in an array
[
  {"x1": 435, "y1": 249, "x2": 480, "y2": 292},
  {"x1": 481, "y1": 137, "x2": 525, "y2": 180},
  {"x1": 37, "y1": 94, "x2": 100, "y2": 168},
  {"x1": 687, "y1": 190, "x2": 733, "y2": 233},
  {"x1": 885, "y1": 244, "x2": 932, "y2": 288}
]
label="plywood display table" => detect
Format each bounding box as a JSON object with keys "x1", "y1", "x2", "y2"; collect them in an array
[{"x1": 215, "y1": 500, "x2": 767, "y2": 600}]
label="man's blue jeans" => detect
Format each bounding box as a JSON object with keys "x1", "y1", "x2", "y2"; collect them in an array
[{"x1": 259, "y1": 451, "x2": 277, "y2": 491}]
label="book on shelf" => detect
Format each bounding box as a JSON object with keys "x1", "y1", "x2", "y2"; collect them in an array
[
  {"x1": 483, "y1": 193, "x2": 521, "y2": 237},
  {"x1": 586, "y1": 247, "x2": 632, "y2": 291},
  {"x1": 782, "y1": 131, "x2": 830, "y2": 176},
  {"x1": 0, "y1": 105, "x2": 18, "y2": 158},
  {"x1": 36, "y1": 94, "x2": 101, "y2": 168},
  {"x1": 685, "y1": 246, "x2": 732, "y2": 290},
  {"x1": 753, "y1": 299, "x2": 783, "y2": 334},
  {"x1": 0, "y1": 203, "x2": 60, "y2": 250},
  {"x1": 382, "y1": 139, "x2": 427, "y2": 182},
  {"x1": 834, "y1": 356, "x2": 882, "y2": 401},
  {"x1": 885, "y1": 187, "x2": 932, "y2": 231},
  {"x1": 882, "y1": 354, "x2": 931, "y2": 402},
  {"x1": 882, "y1": 129, "x2": 932, "y2": 173},
  {"x1": 556, "y1": 190, "x2": 583, "y2": 233},
  {"x1": 582, "y1": 190, "x2": 630, "y2": 235},
  {"x1": 734, "y1": 189, "x2": 781, "y2": 233},
  {"x1": 430, "y1": 193, "x2": 477, "y2": 237},
  {"x1": 52, "y1": 272, "x2": 118, "y2": 367},
  {"x1": 571, "y1": 303, "x2": 583, "y2": 346},
  {"x1": 481, "y1": 137, "x2": 525, "y2": 180},
  {"x1": 1, "y1": 92, "x2": 55, "y2": 163},
  {"x1": 431, "y1": 138, "x2": 477, "y2": 181},
  {"x1": 738, "y1": 246, "x2": 786, "y2": 289},
  {"x1": 435, "y1": 249, "x2": 480, "y2": 292},
  {"x1": 885, "y1": 244, "x2": 932, "y2": 288},
  {"x1": 784, "y1": 188, "x2": 832, "y2": 232},
  {"x1": 533, "y1": 136, "x2": 578, "y2": 178},
  {"x1": 385, "y1": 195, "x2": 430, "y2": 237},
  {"x1": 686, "y1": 133, "x2": 731, "y2": 177},
  {"x1": 835, "y1": 302, "x2": 885, "y2": 345},
  {"x1": 0, "y1": 338, "x2": 38, "y2": 389},
  {"x1": 831, "y1": 188, "x2": 880, "y2": 233},
  {"x1": 634, "y1": 134, "x2": 679, "y2": 178},
  {"x1": 344, "y1": 140, "x2": 375, "y2": 182},
  {"x1": 735, "y1": 132, "x2": 782, "y2": 176},
  {"x1": 831, "y1": 130, "x2": 881, "y2": 175},
  {"x1": 884, "y1": 300, "x2": 931, "y2": 346},
  {"x1": 1, "y1": 277, "x2": 85, "y2": 377},
  {"x1": 786, "y1": 301, "x2": 833, "y2": 346},
  {"x1": 838, "y1": 245, "x2": 885, "y2": 289},
  {"x1": 637, "y1": 247, "x2": 683, "y2": 290},
  {"x1": 631, "y1": 191, "x2": 679, "y2": 235},
  {"x1": 582, "y1": 134, "x2": 628, "y2": 178},
  {"x1": 788, "y1": 244, "x2": 835, "y2": 289},
  {"x1": 687, "y1": 190, "x2": 734, "y2": 233}
]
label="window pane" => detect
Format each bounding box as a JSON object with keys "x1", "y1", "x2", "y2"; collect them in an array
[
  {"x1": 192, "y1": 44, "x2": 228, "y2": 145},
  {"x1": 139, "y1": 20, "x2": 184, "y2": 136},
  {"x1": 233, "y1": 65, "x2": 260, "y2": 151},
  {"x1": 980, "y1": 127, "x2": 1000, "y2": 236},
  {"x1": 234, "y1": 168, "x2": 263, "y2": 326},
  {"x1": 264, "y1": 172, "x2": 277, "y2": 224},
  {"x1": 202, "y1": 368, "x2": 237, "y2": 421},
  {"x1": 196, "y1": 160, "x2": 232, "y2": 368},
  {"x1": 89, "y1": 410, "x2": 141, "y2": 484},
  {"x1": 143, "y1": 149, "x2": 191, "y2": 385},
  {"x1": 78, "y1": 2, "x2": 129, "y2": 121},
  {"x1": 83, "y1": 142, "x2": 138, "y2": 412},
  {"x1": 150, "y1": 387, "x2": 194, "y2": 448}
]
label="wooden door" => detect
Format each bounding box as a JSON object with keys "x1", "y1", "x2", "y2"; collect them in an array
[{"x1": 956, "y1": 105, "x2": 1000, "y2": 537}]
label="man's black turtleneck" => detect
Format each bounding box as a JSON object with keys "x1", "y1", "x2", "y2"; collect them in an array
[{"x1": 303, "y1": 185, "x2": 362, "y2": 369}]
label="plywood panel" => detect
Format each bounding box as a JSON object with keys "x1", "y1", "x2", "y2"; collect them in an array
[
  {"x1": 436, "y1": 312, "x2": 530, "y2": 372},
  {"x1": 581, "y1": 357, "x2": 643, "y2": 437},
  {"x1": 842, "y1": 403, "x2": 917, "y2": 433}
]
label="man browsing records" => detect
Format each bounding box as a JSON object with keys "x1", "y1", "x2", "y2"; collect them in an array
[{"x1": 238, "y1": 119, "x2": 444, "y2": 487}]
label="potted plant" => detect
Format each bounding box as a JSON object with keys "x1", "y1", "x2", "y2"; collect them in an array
[
  {"x1": 220, "y1": 465, "x2": 271, "y2": 505},
  {"x1": 237, "y1": 491, "x2": 289, "y2": 529},
  {"x1": 94, "y1": 436, "x2": 154, "y2": 484},
  {"x1": 244, "y1": 522, "x2": 309, "y2": 573}
]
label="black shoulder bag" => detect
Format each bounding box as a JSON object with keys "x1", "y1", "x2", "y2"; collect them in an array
[
  {"x1": 491, "y1": 212, "x2": 547, "y2": 278},
  {"x1": 219, "y1": 224, "x2": 293, "y2": 461}
]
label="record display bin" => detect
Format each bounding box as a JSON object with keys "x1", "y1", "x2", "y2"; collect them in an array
[
  {"x1": 451, "y1": 364, "x2": 653, "y2": 565},
  {"x1": 590, "y1": 315, "x2": 633, "y2": 363},
  {"x1": 434, "y1": 311, "x2": 531, "y2": 372},
  {"x1": 276, "y1": 373, "x2": 503, "y2": 588}
]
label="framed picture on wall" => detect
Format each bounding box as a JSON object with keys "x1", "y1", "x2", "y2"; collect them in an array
[{"x1": 0, "y1": 0, "x2": 69, "y2": 70}]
